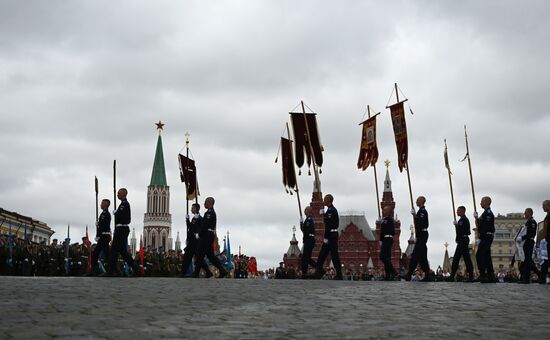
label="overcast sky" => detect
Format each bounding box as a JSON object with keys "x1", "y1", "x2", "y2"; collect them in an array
[{"x1": 1, "y1": 1, "x2": 549, "y2": 270}]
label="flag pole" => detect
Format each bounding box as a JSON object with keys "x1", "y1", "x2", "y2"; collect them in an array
[
  {"x1": 185, "y1": 133, "x2": 190, "y2": 216},
  {"x1": 444, "y1": 139, "x2": 457, "y2": 221},
  {"x1": 300, "y1": 100, "x2": 321, "y2": 193},
  {"x1": 394, "y1": 83, "x2": 415, "y2": 211},
  {"x1": 287, "y1": 122, "x2": 303, "y2": 220},
  {"x1": 368, "y1": 105, "x2": 382, "y2": 219},
  {"x1": 464, "y1": 126, "x2": 479, "y2": 235},
  {"x1": 113, "y1": 160, "x2": 117, "y2": 210},
  {"x1": 95, "y1": 176, "x2": 99, "y2": 222}
]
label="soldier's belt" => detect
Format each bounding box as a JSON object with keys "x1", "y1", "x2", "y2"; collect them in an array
[
  {"x1": 308, "y1": 234, "x2": 315, "y2": 237},
  {"x1": 115, "y1": 224, "x2": 129, "y2": 227},
  {"x1": 330, "y1": 229, "x2": 338, "y2": 233},
  {"x1": 383, "y1": 235, "x2": 393, "y2": 238},
  {"x1": 484, "y1": 232, "x2": 494, "y2": 235},
  {"x1": 420, "y1": 228, "x2": 428, "y2": 232},
  {"x1": 101, "y1": 232, "x2": 111, "y2": 235},
  {"x1": 207, "y1": 229, "x2": 215, "y2": 232}
]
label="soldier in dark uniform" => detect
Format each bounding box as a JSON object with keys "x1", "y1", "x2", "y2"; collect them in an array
[
  {"x1": 300, "y1": 206, "x2": 316, "y2": 278},
  {"x1": 313, "y1": 194, "x2": 343, "y2": 280},
  {"x1": 379, "y1": 206, "x2": 397, "y2": 280},
  {"x1": 519, "y1": 208, "x2": 537, "y2": 284},
  {"x1": 192, "y1": 197, "x2": 229, "y2": 278},
  {"x1": 539, "y1": 200, "x2": 550, "y2": 284},
  {"x1": 449, "y1": 206, "x2": 474, "y2": 282},
  {"x1": 107, "y1": 188, "x2": 139, "y2": 276},
  {"x1": 475, "y1": 196, "x2": 496, "y2": 283},
  {"x1": 403, "y1": 196, "x2": 432, "y2": 281},
  {"x1": 91, "y1": 199, "x2": 111, "y2": 275},
  {"x1": 180, "y1": 203, "x2": 211, "y2": 277}
]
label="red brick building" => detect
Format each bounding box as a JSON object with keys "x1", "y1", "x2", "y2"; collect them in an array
[{"x1": 283, "y1": 167, "x2": 402, "y2": 273}]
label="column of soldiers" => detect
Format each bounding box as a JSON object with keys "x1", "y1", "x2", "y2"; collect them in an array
[{"x1": 296, "y1": 195, "x2": 550, "y2": 284}]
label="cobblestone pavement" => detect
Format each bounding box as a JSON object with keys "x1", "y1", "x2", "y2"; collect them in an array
[{"x1": 1, "y1": 277, "x2": 548, "y2": 339}]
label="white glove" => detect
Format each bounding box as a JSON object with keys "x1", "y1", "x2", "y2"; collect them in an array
[
  {"x1": 411, "y1": 208, "x2": 416, "y2": 215},
  {"x1": 94, "y1": 237, "x2": 99, "y2": 242},
  {"x1": 194, "y1": 213, "x2": 200, "y2": 219},
  {"x1": 299, "y1": 217, "x2": 304, "y2": 223},
  {"x1": 112, "y1": 209, "x2": 117, "y2": 215},
  {"x1": 323, "y1": 238, "x2": 328, "y2": 244},
  {"x1": 473, "y1": 212, "x2": 479, "y2": 219},
  {"x1": 376, "y1": 219, "x2": 382, "y2": 224},
  {"x1": 194, "y1": 233, "x2": 199, "y2": 239},
  {"x1": 319, "y1": 209, "x2": 325, "y2": 215},
  {"x1": 186, "y1": 214, "x2": 190, "y2": 220},
  {"x1": 453, "y1": 220, "x2": 458, "y2": 226},
  {"x1": 475, "y1": 239, "x2": 481, "y2": 246}
]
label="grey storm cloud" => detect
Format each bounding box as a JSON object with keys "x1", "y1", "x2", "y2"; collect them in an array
[{"x1": 1, "y1": 1, "x2": 549, "y2": 269}]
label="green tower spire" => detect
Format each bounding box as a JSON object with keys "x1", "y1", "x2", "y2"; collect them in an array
[{"x1": 150, "y1": 126, "x2": 167, "y2": 186}]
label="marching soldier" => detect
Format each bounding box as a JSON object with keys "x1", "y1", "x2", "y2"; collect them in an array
[
  {"x1": 313, "y1": 194, "x2": 343, "y2": 280},
  {"x1": 379, "y1": 206, "x2": 397, "y2": 281},
  {"x1": 91, "y1": 199, "x2": 111, "y2": 275},
  {"x1": 180, "y1": 203, "x2": 212, "y2": 277},
  {"x1": 449, "y1": 206, "x2": 474, "y2": 282},
  {"x1": 403, "y1": 196, "x2": 432, "y2": 281},
  {"x1": 300, "y1": 206, "x2": 316, "y2": 278},
  {"x1": 475, "y1": 196, "x2": 496, "y2": 283},
  {"x1": 519, "y1": 208, "x2": 537, "y2": 284},
  {"x1": 107, "y1": 188, "x2": 139, "y2": 276},
  {"x1": 192, "y1": 197, "x2": 229, "y2": 278},
  {"x1": 539, "y1": 200, "x2": 550, "y2": 284}
]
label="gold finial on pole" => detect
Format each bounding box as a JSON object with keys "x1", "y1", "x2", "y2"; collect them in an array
[
  {"x1": 384, "y1": 159, "x2": 391, "y2": 169},
  {"x1": 185, "y1": 131, "x2": 190, "y2": 147},
  {"x1": 292, "y1": 225, "x2": 296, "y2": 235},
  {"x1": 444, "y1": 242, "x2": 449, "y2": 250}
]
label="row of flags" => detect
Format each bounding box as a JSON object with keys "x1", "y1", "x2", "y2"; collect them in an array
[{"x1": 278, "y1": 84, "x2": 481, "y2": 229}]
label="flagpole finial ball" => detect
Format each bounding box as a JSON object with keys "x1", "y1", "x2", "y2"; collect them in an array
[{"x1": 384, "y1": 160, "x2": 391, "y2": 169}]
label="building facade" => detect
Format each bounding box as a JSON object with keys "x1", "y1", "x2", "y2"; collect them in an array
[
  {"x1": 283, "y1": 165, "x2": 402, "y2": 274},
  {"x1": 0, "y1": 207, "x2": 54, "y2": 244},
  {"x1": 143, "y1": 124, "x2": 173, "y2": 251}
]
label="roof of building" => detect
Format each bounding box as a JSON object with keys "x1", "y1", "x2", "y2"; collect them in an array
[
  {"x1": 339, "y1": 214, "x2": 376, "y2": 241},
  {"x1": 0, "y1": 207, "x2": 53, "y2": 234},
  {"x1": 150, "y1": 134, "x2": 167, "y2": 186},
  {"x1": 286, "y1": 231, "x2": 301, "y2": 257}
]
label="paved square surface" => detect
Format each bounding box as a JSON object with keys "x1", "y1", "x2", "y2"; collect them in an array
[{"x1": 0, "y1": 277, "x2": 548, "y2": 339}]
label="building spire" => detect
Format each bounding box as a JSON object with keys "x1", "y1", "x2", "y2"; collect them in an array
[
  {"x1": 383, "y1": 160, "x2": 392, "y2": 193},
  {"x1": 150, "y1": 122, "x2": 167, "y2": 186}
]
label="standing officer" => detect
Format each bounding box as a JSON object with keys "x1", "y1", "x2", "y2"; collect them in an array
[
  {"x1": 180, "y1": 203, "x2": 212, "y2": 278},
  {"x1": 475, "y1": 196, "x2": 496, "y2": 283},
  {"x1": 91, "y1": 199, "x2": 111, "y2": 275},
  {"x1": 379, "y1": 206, "x2": 397, "y2": 281},
  {"x1": 107, "y1": 188, "x2": 139, "y2": 276},
  {"x1": 300, "y1": 206, "x2": 316, "y2": 278},
  {"x1": 449, "y1": 206, "x2": 474, "y2": 282},
  {"x1": 519, "y1": 208, "x2": 537, "y2": 284},
  {"x1": 403, "y1": 196, "x2": 432, "y2": 281},
  {"x1": 539, "y1": 200, "x2": 550, "y2": 284},
  {"x1": 313, "y1": 194, "x2": 343, "y2": 280},
  {"x1": 192, "y1": 197, "x2": 228, "y2": 278}
]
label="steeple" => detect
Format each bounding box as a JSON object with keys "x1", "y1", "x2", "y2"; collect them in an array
[
  {"x1": 143, "y1": 121, "x2": 172, "y2": 251},
  {"x1": 383, "y1": 159, "x2": 392, "y2": 193},
  {"x1": 150, "y1": 133, "x2": 167, "y2": 186},
  {"x1": 175, "y1": 232, "x2": 181, "y2": 252},
  {"x1": 286, "y1": 226, "x2": 301, "y2": 257}
]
